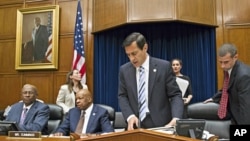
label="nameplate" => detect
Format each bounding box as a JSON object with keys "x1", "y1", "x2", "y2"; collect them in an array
[{"x1": 8, "y1": 131, "x2": 41, "y2": 138}]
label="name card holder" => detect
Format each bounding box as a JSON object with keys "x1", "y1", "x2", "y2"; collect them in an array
[{"x1": 8, "y1": 131, "x2": 41, "y2": 138}]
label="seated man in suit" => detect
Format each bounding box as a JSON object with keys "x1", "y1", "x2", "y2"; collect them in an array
[
  {"x1": 52, "y1": 89, "x2": 114, "y2": 136},
  {"x1": 5, "y1": 84, "x2": 50, "y2": 135}
]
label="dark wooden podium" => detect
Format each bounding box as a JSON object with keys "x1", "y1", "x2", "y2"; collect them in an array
[{"x1": 73, "y1": 129, "x2": 201, "y2": 141}]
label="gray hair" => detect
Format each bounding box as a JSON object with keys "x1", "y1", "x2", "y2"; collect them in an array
[{"x1": 218, "y1": 43, "x2": 237, "y2": 58}]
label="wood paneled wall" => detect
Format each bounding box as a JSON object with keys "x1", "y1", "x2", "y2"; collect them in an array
[
  {"x1": 0, "y1": 0, "x2": 94, "y2": 109},
  {"x1": 93, "y1": 0, "x2": 217, "y2": 32},
  {"x1": 216, "y1": 0, "x2": 250, "y2": 88},
  {"x1": 0, "y1": 0, "x2": 250, "y2": 109}
]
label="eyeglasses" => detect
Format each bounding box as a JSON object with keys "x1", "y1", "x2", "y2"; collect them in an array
[{"x1": 21, "y1": 91, "x2": 35, "y2": 95}]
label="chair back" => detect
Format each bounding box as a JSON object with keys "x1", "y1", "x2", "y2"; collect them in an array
[
  {"x1": 187, "y1": 102, "x2": 230, "y2": 139},
  {"x1": 96, "y1": 104, "x2": 115, "y2": 127},
  {"x1": 0, "y1": 110, "x2": 5, "y2": 121},
  {"x1": 47, "y1": 104, "x2": 64, "y2": 134},
  {"x1": 114, "y1": 112, "x2": 127, "y2": 131}
]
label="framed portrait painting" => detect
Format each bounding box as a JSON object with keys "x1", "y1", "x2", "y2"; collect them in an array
[{"x1": 15, "y1": 5, "x2": 59, "y2": 70}]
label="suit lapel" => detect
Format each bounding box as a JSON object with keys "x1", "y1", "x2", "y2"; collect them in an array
[
  {"x1": 35, "y1": 26, "x2": 41, "y2": 37},
  {"x1": 73, "y1": 109, "x2": 81, "y2": 131},
  {"x1": 86, "y1": 105, "x2": 97, "y2": 132},
  {"x1": 127, "y1": 65, "x2": 138, "y2": 100},
  {"x1": 228, "y1": 61, "x2": 239, "y2": 89},
  {"x1": 148, "y1": 58, "x2": 157, "y2": 101},
  {"x1": 23, "y1": 102, "x2": 37, "y2": 124},
  {"x1": 17, "y1": 103, "x2": 24, "y2": 122}
]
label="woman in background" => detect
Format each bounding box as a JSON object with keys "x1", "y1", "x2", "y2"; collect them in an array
[
  {"x1": 56, "y1": 69, "x2": 88, "y2": 115},
  {"x1": 171, "y1": 58, "x2": 193, "y2": 118}
]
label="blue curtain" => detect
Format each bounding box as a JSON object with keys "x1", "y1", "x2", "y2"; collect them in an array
[{"x1": 93, "y1": 22, "x2": 217, "y2": 111}]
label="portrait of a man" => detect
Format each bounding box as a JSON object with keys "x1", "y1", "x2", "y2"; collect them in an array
[
  {"x1": 15, "y1": 5, "x2": 59, "y2": 70},
  {"x1": 21, "y1": 12, "x2": 52, "y2": 64}
]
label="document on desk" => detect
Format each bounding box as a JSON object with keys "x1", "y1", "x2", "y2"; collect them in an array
[
  {"x1": 176, "y1": 77, "x2": 189, "y2": 97},
  {"x1": 147, "y1": 126, "x2": 175, "y2": 134},
  {"x1": 46, "y1": 135, "x2": 70, "y2": 138}
]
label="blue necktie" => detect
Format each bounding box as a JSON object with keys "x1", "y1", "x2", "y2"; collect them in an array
[{"x1": 138, "y1": 66, "x2": 147, "y2": 121}]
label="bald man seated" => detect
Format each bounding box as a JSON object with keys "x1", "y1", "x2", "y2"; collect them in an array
[
  {"x1": 52, "y1": 89, "x2": 114, "y2": 136},
  {"x1": 5, "y1": 84, "x2": 50, "y2": 135}
]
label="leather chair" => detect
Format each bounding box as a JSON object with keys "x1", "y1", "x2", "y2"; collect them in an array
[
  {"x1": 0, "y1": 110, "x2": 4, "y2": 121},
  {"x1": 96, "y1": 104, "x2": 115, "y2": 127},
  {"x1": 187, "y1": 102, "x2": 231, "y2": 139},
  {"x1": 47, "y1": 104, "x2": 64, "y2": 134},
  {"x1": 0, "y1": 103, "x2": 64, "y2": 134},
  {"x1": 114, "y1": 112, "x2": 127, "y2": 132}
]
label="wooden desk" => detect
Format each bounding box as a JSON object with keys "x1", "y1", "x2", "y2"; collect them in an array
[
  {"x1": 73, "y1": 129, "x2": 201, "y2": 141},
  {"x1": 0, "y1": 136, "x2": 70, "y2": 141},
  {"x1": 0, "y1": 129, "x2": 202, "y2": 141}
]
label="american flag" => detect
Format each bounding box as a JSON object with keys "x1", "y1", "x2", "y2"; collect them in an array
[
  {"x1": 45, "y1": 12, "x2": 52, "y2": 62},
  {"x1": 72, "y1": 0, "x2": 86, "y2": 84}
]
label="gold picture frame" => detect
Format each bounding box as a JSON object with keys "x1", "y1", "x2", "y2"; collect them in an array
[{"x1": 15, "y1": 5, "x2": 59, "y2": 70}]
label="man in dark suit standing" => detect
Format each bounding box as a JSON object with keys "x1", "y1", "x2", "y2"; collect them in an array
[
  {"x1": 52, "y1": 89, "x2": 114, "y2": 136},
  {"x1": 24, "y1": 17, "x2": 48, "y2": 63},
  {"x1": 204, "y1": 43, "x2": 250, "y2": 125},
  {"x1": 5, "y1": 84, "x2": 50, "y2": 135},
  {"x1": 118, "y1": 32, "x2": 183, "y2": 130}
]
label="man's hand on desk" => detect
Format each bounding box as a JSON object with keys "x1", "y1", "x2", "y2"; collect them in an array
[
  {"x1": 127, "y1": 115, "x2": 139, "y2": 130},
  {"x1": 165, "y1": 118, "x2": 178, "y2": 127}
]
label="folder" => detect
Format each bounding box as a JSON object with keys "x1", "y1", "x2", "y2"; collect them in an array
[{"x1": 176, "y1": 77, "x2": 189, "y2": 97}]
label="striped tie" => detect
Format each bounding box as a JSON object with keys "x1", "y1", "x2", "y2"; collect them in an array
[
  {"x1": 138, "y1": 66, "x2": 147, "y2": 121},
  {"x1": 75, "y1": 110, "x2": 85, "y2": 135},
  {"x1": 20, "y1": 108, "x2": 28, "y2": 124}
]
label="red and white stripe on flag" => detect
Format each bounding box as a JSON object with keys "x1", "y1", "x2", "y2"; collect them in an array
[
  {"x1": 45, "y1": 12, "x2": 53, "y2": 62},
  {"x1": 45, "y1": 34, "x2": 52, "y2": 62},
  {"x1": 72, "y1": 0, "x2": 86, "y2": 84}
]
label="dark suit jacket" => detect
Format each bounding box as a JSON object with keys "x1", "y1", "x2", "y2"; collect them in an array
[
  {"x1": 21, "y1": 41, "x2": 33, "y2": 64},
  {"x1": 5, "y1": 101, "x2": 50, "y2": 135},
  {"x1": 55, "y1": 104, "x2": 114, "y2": 135},
  {"x1": 118, "y1": 56, "x2": 183, "y2": 127},
  {"x1": 32, "y1": 25, "x2": 49, "y2": 62},
  {"x1": 213, "y1": 60, "x2": 250, "y2": 124}
]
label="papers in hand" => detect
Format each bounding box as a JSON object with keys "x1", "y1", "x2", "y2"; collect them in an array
[{"x1": 176, "y1": 77, "x2": 189, "y2": 97}]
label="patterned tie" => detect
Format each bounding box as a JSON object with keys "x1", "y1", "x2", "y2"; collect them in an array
[
  {"x1": 20, "y1": 108, "x2": 28, "y2": 124},
  {"x1": 75, "y1": 110, "x2": 85, "y2": 134},
  {"x1": 138, "y1": 66, "x2": 147, "y2": 121},
  {"x1": 218, "y1": 71, "x2": 229, "y2": 119}
]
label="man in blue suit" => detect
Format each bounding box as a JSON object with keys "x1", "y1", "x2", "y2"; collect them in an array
[
  {"x1": 118, "y1": 32, "x2": 183, "y2": 130},
  {"x1": 5, "y1": 84, "x2": 50, "y2": 135},
  {"x1": 53, "y1": 89, "x2": 114, "y2": 136}
]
